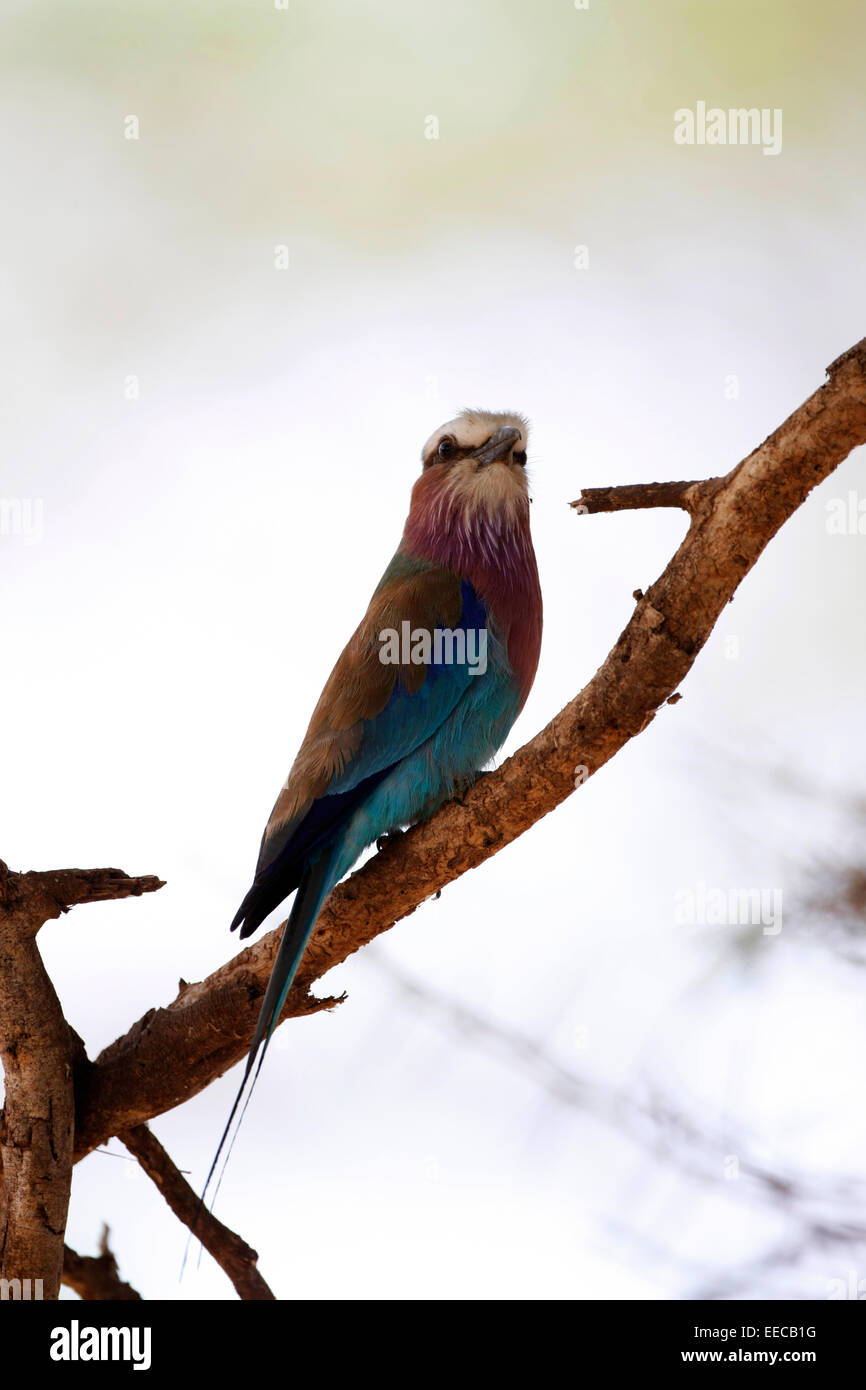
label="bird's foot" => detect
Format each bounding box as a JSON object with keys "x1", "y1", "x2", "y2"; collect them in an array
[
  {"x1": 376, "y1": 828, "x2": 405, "y2": 853},
  {"x1": 451, "y1": 770, "x2": 485, "y2": 807}
]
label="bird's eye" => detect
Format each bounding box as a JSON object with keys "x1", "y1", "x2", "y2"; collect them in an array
[
  {"x1": 514, "y1": 450, "x2": 527, "y2": 466},
  {"x1": 437, "y1": 436, "x2": 456, "y2": 459}
]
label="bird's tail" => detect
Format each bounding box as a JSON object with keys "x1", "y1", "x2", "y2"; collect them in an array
[{"x1": 199, "y1": 850, "x2": 336, "y2": 1213}]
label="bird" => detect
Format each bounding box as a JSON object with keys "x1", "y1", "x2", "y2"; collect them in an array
[{"x1": 208, "y1": 409, "x2": 543, "y2": 1187}]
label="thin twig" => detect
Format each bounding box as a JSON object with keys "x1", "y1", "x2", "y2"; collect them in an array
[
  {"x1": 571, "y1": 478, "x2": 720, "y2": 516},
  {"x1": 119, "y1": 1125, "x2": 275, "y2": 1300}
]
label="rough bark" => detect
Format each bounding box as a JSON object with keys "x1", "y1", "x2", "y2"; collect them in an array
[
  {"x1": 0, "y1": 865, "x2": 162, "y2": 1299},
  {"x1": 62, "y1": 1227, "x2": 141, "y2": 1301}
]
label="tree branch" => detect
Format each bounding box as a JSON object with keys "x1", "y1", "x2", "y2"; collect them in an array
[
  {"x1": 0, "y1": 864, "x2": 163, "y2": 1298},
  {"x1": 60, "y1": 337, "x2": 866, "y2": 1160},
  {"x1": 62, "y1": 1227, "x2": 141, "y2": 1301},
  {"x1": 0, "y1": 862, "x2": 165, "y2": 936},
  {"x1": 571, "y1": 478, "x2": 718, "y2": 515},
  {"x1": 119, "y1": 1125, "x2": 275, "y2": 1300}
]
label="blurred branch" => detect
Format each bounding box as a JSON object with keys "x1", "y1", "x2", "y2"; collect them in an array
[
  {"x1": 691, "y1": 1220, "x2": 866, "y2": 1301},
  {"x1": 370, "y1": 951, "x2": 866, "y2": 1303},
  {"x1": 119, "y1": 1125, "x2": 274, "y2": 1300},
  {"x1": 68, "y1": 335, "x2": 866, "y2": 1158},
  {"x1": 692, "y1": 746, "x2": 866, "y2": 963},
  {"x1": 372, "y1": 950, "x2": 866, "y2": 1221},
  {"x1": 62, "y1": 1226, "x2": 141, "y2": 1301}
]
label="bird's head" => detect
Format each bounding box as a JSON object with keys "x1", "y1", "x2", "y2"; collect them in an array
[
  {"x1": 404, "y1": 409, "x2": 534, "y2": 578},
  {"x1": 404, "y1": 407, "x2": 541, "y2": 692},
  {"x1": 413, "y1": 409, "x2": 530, "y2": 530}
]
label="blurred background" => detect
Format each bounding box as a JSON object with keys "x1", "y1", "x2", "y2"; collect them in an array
[{"x1": 2, "y1": 0, "x2": 866, "y2": 1299}]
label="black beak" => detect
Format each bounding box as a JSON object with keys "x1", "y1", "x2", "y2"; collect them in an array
[{"x1": 472, "y1": 426, "x2": 521, "y2": 468}]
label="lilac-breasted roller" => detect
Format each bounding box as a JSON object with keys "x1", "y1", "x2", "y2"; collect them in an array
[{"x1": 211, "y1": 410, "x2": 542, "y2": 1176}]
